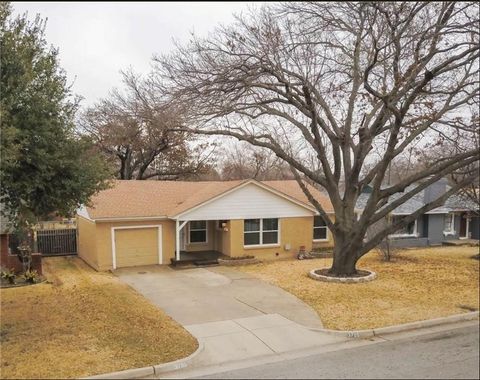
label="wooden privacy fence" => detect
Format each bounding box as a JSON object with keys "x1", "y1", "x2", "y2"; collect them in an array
[{"x1": 36, "y1": 228, "x2": 77, "y2": 256}]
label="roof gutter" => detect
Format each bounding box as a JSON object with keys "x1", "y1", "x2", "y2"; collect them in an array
[{"x1": 91, "y1": 216, "x2": 170, "y2": 223}]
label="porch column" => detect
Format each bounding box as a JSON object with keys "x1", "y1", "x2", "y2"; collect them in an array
[{"x1": 176, "y1": 219, "x2": 180, "y2": 261}]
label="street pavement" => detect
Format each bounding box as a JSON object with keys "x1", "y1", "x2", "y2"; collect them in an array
[{"x1": 195, "y1": 324, "x2": 479, "y2": 379}]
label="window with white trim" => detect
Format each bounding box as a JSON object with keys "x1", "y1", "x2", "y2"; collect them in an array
[
  {"x1": 189, "y1": 220, "x2": 207, "y2": 243},
  {"x1": 244, "y1": 218, "x2": 279, "y2": 246},
  {"x1": 390, "y1": 215, "x2": 417, "y2": 237},
  {"x1": 313, "y1": 216, "x2": 328, "y2": 240},
  {"x1": 443, "y1": 213, "x2": 455, "y2": 234}
]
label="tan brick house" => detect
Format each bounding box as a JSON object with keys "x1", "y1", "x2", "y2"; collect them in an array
[{"x1": 77, "y1": 179, "x2": 334, "y2": 270}]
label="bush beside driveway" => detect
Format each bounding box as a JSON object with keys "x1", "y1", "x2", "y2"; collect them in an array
[
  {"x1": 0, "y1": 257, "x2": 198, "y2": 379},
  {"x1": 235, "y1": 246, "x2": 479, "y2": 330}
]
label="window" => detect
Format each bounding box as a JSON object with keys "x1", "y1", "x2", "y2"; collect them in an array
[
  {"x1": 444, "y1": 214, "x2": 455, "y2": 235},
  {"x1": 313, "y1": 216, "x2": 328, "y2": 240},
  {"x1": 244, "y1": 218, "x2": 279, "y2": 246},
  {"x1": 189, "y1": 220, "x2": 207, "y2": 243},
  {"x1": 262, "y1": 218, "x2": 279, "y2": 244},
  {"x1": 390, "y1": 215, "x2": 417, "y2": 237}
]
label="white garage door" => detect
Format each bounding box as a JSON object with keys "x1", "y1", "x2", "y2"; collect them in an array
[{"x1": 114, "y1": 227, "x2": 161, "y2": 268}]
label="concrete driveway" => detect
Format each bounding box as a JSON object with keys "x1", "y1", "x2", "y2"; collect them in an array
[
  {"x1": 115, "y1": 265, "x2": 344, "y2": 367},
  {"x1": 116, "y1": 265, "x2": 323, "y2": 327}
]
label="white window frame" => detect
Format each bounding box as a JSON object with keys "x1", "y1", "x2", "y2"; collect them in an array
[
  {"x1": 188, "y1": 220, "x2": 208, "y2": 244},
  {"x1": 443, "y1": 213, "x2": 456, "y2": 236},
  {"x1": 244, "y1": 218, "x2": 280, "y2": 248},
  {"x1": 313, "y1": 215, "x2": 329, "y2": 242},
  {"x1": 389, "y1": 215, "x2": 418, "y2": 238}
]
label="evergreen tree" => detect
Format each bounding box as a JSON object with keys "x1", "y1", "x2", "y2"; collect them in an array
[{"x1": 0, "y1": 2, "x2": 111, "y2": 228}]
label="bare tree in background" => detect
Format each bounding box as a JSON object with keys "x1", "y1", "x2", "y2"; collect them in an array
[
  {"x1": 419, "y1": 103, "x2": 480, "y2": 214},
  {"x1": 155, "y1": 2, "x2": 479, "y2": 275},
  {"x1": 80, "y1": 71, "x2": 214, "y2": 180},
  {"x1": 220, "y1": 143, "x2": 294, "y2": 180}
]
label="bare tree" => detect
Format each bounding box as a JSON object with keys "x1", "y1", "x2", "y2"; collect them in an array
[
  {"x1": 220, "y1": 143, "x2": 294, "y2": 180},
  {"x1": 439, "y1": 110, "x2": 479, "y2": 214},
  {"x1": 154, "y1": 2, "x2": 479, "y2": 275},
  {"x1": 79, "y1": 71, "x2": 214, "y2": 180},
  {"x1": 367, "y1": 218, "x2": 399, "y2": 262}
]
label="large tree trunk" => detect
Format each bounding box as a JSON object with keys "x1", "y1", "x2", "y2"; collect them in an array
[{"x1": 329, "y1": 231, "x2": 362, "y2": 276}]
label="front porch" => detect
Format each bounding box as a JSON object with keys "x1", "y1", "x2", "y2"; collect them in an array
[
  {"x1": 174, "y1": 219, "x2": 230, "y2": 264},
  {"x1": 442, "y1": 239, "x2": 479, "y2": 247}
]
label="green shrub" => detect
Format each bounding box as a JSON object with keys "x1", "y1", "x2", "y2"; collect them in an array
[
  {"x1": 23, "y1": 269, "x2": 39, "y2": 284},
  {"x1": 1, "y1": 268, "x2": 16, "y2": 284}
]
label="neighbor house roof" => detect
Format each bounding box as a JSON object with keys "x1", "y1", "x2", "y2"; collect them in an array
[
  {"x1": 84, "y1": 179, "x2": 332, "y2": 220},
  {"x1": 355, "y1": 183, "x2": 478, "y2": 215},
  {"x1": 355, "y1": 184, "x2": 425, "y2": 215}
]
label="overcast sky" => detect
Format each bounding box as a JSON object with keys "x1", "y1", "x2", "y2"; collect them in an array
[{"x1": 12, "y1": 2, "x2": 258, "y2": 107}]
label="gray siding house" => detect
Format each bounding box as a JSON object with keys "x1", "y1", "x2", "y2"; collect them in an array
[{"x1": 356, "y1": 179, "x2": 479, "y2": 247}]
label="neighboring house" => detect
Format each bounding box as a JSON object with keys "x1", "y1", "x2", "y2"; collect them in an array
[
  {"x1": 356, "y1": 178, "x2": 480, "y2": 248},
  {"x1": 0, "y1": 203, "x2": 43, "y2": 274},
  {"x1": 0, "y1": 203, "x2": 11, "y2": 260},
  {"x1": 77, "y1": 179, "x2": 334, "y2": 270}
]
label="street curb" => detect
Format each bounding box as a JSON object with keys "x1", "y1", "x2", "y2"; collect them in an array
[
  {"x1": 84, "y1": 341, "x2": 204, "y2": 379},
  {"x1": 84, "y1": 365, "x2": 154, "y2": 380},
  {"x1": 153, "y1": 341, "x2": 204, "y2": 375},
  {"x1": 308, "y1": 311, "x2": 479, "y2": 339}
]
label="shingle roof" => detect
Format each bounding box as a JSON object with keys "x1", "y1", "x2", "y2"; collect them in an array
[
  {"x1": 262, "y1": 181, "x2": 333, "y2": 213},
  {"x1": 355, "y1": 184, "x2": 478, "y2": 214},
  {"x1": 85, "y1": 179, "x2": 333, "y2": 220},
  {"x1": 356, "y1": 184, "x2": 425, "y2": 214},
  {"x1": 440, "y1": 193, "x2": 478, "y2": 212}
]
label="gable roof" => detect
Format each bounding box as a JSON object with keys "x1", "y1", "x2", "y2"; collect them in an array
[
  {"x1": 356, "y1": 184, "x2": 425, "y2": 215},
  {"x1": 84, "y1": 179, "x2": 333, "y2": 220},
  {"x1": 261, "y1": 181, "x2": 332, "y2": 212}
]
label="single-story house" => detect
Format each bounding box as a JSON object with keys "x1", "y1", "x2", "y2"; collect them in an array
[
  {"x1": 77, "y1": 179, "x2": 334, "y2": 270},
  {"x1": 0, "y1": 203, "x2": 12, "y2": 264},
  {"x1": 356, "y1": 178, "x2": 480, "y2": 248}
]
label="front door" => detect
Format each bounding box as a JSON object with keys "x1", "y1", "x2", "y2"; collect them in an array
[{"x1": 459, "y1": 213, "x2": 468, "y2": 239}]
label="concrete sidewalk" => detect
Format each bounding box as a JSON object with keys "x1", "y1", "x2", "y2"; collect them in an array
[
  {"x1": 184, "y1": 313, "x2": 344, "y2": 367},
  {"x1": 115, "y1": 265, "x2": 344, "y2": 372}
]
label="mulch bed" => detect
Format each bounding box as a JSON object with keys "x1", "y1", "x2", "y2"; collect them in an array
[
  {"x1": 0, "y1": 277, "x2": 46, "y2": 289},
  {"x1": 218, "y1": 256, "x2": 259, "y2": 266},
  {"x1": 221, "y1": 255, "x2": 255, "y2": 260},
  {"x1": 313, "y1": 268, "x2": 372, "y2": 278}
]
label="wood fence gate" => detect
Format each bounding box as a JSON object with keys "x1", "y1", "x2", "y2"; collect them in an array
[{"x1": 36, "y1": 228, "x2": 77, "y2": 256}]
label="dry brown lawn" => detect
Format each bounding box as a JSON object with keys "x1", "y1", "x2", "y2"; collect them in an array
[
  {"x1": 0, "y1": 257, "x2": 198, "y2": 379},
  {"x1": 236, "y1": 246, "x2": 479, "y2": 330}
]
